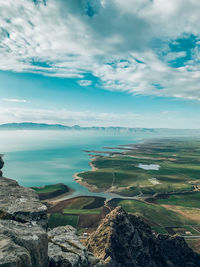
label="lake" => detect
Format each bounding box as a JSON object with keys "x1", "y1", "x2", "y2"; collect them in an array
[{"x1": 0, "y1": 130, "x2": 186, "y2": 198}]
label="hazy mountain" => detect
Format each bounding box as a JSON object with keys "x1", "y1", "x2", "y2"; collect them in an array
[{"x1": 0, "y1": 122, "x2": 200, "y2": 135}]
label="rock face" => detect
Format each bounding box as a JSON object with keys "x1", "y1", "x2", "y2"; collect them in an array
[
  {"x1": 48, "y1": 225, "x2": 101, "y2": 267},
  {"x1": 86, "y1": 207, "x2": 200, "y2": 267},
  {"x1": 0, "y1": 220, "x2": 48, "y2": 267},
  {"x1": 0, "y1": 176, "x2": 48, "y2": 228},
  {"x1": 0, "y1": 156, "x2": 48, "y2": 267}
]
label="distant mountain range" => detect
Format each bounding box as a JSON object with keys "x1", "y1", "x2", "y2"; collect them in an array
[{"x1": 0, "y1": 122, "x2": 200, "y2": 135}]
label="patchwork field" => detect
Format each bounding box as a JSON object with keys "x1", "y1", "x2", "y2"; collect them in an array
[
  {"x1": 154, "y1": 192, "x2": 200, "y2": 208},
  {"x1": 78, "y1": 138, "x2": 200, "y2": 197},
  {"x1": 47, "y1": 196, "x2": 108, "y2": 230},
  {"x1": 109, "y1": 198, "x2": 197, "y2": 231}
]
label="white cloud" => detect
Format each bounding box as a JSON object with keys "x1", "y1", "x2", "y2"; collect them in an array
[
  {"x1": 2, "y1": 98, "x2": 27, "y2": 103},
  {"x1": 1, "y1": 0, "x2": 200, "y2": 100},
  {"x1": 78, "y1": 80, "x2": 92, "y2": 86}
]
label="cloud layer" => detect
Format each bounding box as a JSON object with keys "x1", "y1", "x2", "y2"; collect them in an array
[
  {"x1": 3, "y1": 98, "x2": 27, "y2": 103},
  {"x1": 1, "y1": 0, "x2": 200, "y2": 100}
]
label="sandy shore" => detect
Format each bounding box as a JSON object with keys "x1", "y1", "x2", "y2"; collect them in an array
[
  {"x1": 73, "y1": 155, "x2": 101, "y2": 192},
  {"x1": 42, "y1": 187, "x2": 74, "y2": 204},
  {"x1": 73, "y1": 172, "x2": 101, "y2": 192},
  {"x1": 89, "y1": 156, "x2": 98, "y2": 171}
]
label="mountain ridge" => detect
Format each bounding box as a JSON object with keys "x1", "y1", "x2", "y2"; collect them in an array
[{"x1": 0, "y1": 122, "x2": 200, "y2": 133}]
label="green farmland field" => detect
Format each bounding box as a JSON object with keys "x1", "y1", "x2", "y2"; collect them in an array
[
  {"x1": 117, "y1": 199, "x2": 195, "y2": 227},
  {"x1": 32, "y1": 183, "x2": 66, "y2": 193},
  {"x1": 63, "y1": 209, "x2": 101, "y2": 215},
  {"x1": 78, "y1": 138, "x2": 200, "y2": 197},
  {"x1": 156, "y1": 192, "x2": 200, "y2": 208},
  {"x1": 48, "y1": 213, "x2": 78, "y2": 228}
]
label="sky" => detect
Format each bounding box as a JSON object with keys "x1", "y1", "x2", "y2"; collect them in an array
[{"x1": 0, "y1": 0, "x2": 200, "y2": 128}]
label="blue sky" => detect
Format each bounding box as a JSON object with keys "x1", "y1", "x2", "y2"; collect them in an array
[{"x1": 0, "y1": 0, "x2": 200, "y2": 128}]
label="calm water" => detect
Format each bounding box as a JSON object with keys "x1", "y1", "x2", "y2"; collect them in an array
[{"x1": 0, "y1": 130, "x2": 173, "y2": 198}]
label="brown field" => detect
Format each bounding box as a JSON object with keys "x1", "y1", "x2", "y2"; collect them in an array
[
  {"x1": 47, "y1": 195, "x2": 107, "y2": 230},
  {"x1": 162, "y1": 204, "x2": 200, "y2": 223},
  {"x1": 186, "y1": 239, "x2": 200, "y2": 254},
  {"x1": 78, "y1": 207, "x2": 110, "y2": 229}
]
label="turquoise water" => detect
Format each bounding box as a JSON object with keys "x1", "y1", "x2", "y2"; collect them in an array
[{"x1": 0, "y1": 130, "x2": 157, "y2": 198}]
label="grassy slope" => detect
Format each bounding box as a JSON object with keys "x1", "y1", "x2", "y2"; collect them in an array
[
  {"x1": 64, "y1": 197, "x2": 95, "y2": 209},
  {"x1": 156, "y1": 192, "x2": 200, "y2": 208},
  {"x1": 118, "y1": 199, "x2": 195, "y2": 227},
  {"x1": 48, "y1": 213, "x2": 78, "y2": 228},
  {"x1": 63, "y1": 209, "x2": 101, "y2": 215},
  {"x1": 32, "y1": 183, "x2": 66, "y2": 193}
]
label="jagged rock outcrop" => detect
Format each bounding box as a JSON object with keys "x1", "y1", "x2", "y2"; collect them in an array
[
  {"x1": 86, "y1": 207, "x2": 200, "y2": 267},
  {"x1": 48, "y1": 225, "x2": 101, "y2": 267}
]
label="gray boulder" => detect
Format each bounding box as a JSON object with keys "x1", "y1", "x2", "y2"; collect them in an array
[
  {"x1": 0, "y1": 174, "x2": 48, "y2": 267},
  {"x1": 48, "y1": 225, "x2": 98, "y2": 267},
  {"x1": 0, "y1": 177, "x2": 47, "y2": 228},
  {"x1": 0, "y1": 220, "x2": 48, "y2": 267}
]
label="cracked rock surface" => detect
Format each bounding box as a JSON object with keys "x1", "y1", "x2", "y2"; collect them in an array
[
  {"x1": 0, "y1": 220, "x2": 48, "y2": 267},
  {"x1": 0, "y1": 176, "x2": 47, "y2": 228},
  {"x1": 48, "y1": 225, "x2": 101, "y2": 267}
]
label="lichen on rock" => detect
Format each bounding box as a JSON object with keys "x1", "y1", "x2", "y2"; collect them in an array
[
  {"x1": 48, "y1": 225, "x2": 96, "y2": 267},
  {"x1": 0, "y1": 220, "x2": 48, "y2": 267}
]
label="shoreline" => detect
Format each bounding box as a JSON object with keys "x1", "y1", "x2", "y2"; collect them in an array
[
  {"x1": 73, "y1": 157, "x2": 140, "y2": 199},
  {"x1": 73, "y1": 155, "x2": 100, "y2": 192},
  {"x1": 42, "y1": 187, "x2": 75, "y2": 204},
  {"x1": 89, "y1": 156, "x2": 98, "y2": 171},
  {"x1": 73, "y1": 172, "x2": 100, "y2": 193}
]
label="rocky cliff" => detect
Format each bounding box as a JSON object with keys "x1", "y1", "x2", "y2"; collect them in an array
[
  {"x1": 0, "y1": 157, "x2": 48, "y2": 267},
  {"x1": 86, "y1": 207, "x2": 200, "y2": 267},
  {"x1": 0, "y1": 156, "x2": 200, "y2": 267},
  {"x1": 0, "y1": 157, "x2": 97, "y2": 267}
]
